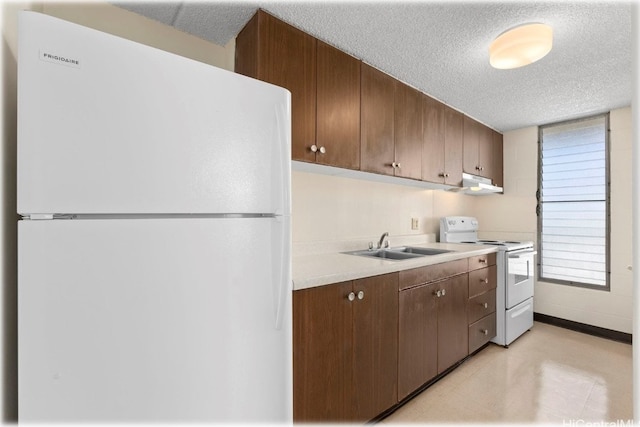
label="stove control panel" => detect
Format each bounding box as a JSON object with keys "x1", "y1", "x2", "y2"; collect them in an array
[{"x1": 440, "y1": 216, "x2": 479, "y2": 232}]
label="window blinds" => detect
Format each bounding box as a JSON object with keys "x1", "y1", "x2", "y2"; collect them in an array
[{"x1": 539, "y1": 115, "x2": 608, "y2": 287}]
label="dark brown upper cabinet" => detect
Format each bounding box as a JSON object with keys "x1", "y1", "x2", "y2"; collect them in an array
[
  {"x1": 235, "y1": 10, "x2": 317, "y2": 162},
  {"x1": 360, "y1": 63, "x2": 396, "y2": 176},
  {"x1": 492, "y1": 130, "x2": 504, "y2": 188},
  {"x1": 361, "y1": 66, "x2": 423, "y2": 179},
  {"x1": 423, "y1": 96, "x2": 463, "y2": 186},
  {"x1": 236, "y1": 10, "x2": 502, "y2": 189},
  {"x1": 393, "y1": 81, "x2": 423, "y2": 180},
  {"x1": 236, "y1": 11, "x2": 361, "y2": 170},
  {"x1": 463, "y1": 115, "x2": 502, "y2": 185},
  {"x1": 316, "y1": 41, "x2": 361, "y2": 169}
]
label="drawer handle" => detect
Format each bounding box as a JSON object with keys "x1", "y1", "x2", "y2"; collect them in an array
[
  {"x1": 479, "y1": 259, "x2": 487, "y2": 264},
  {"x1": 482, "y1": 329, "x2": 489, "y2": 335},
  {"x1": 480, "y1": 278, "x2": 489, "y2": 284},
  {"x1": 347, "y1": 292, "x2": 355, "y2": 302}
]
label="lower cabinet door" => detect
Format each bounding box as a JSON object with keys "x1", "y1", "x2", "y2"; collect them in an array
[
  {"x1": 398, "y1": 283, "x2": 438, "y2": 400},
  {"x1": 469, "y1": 313, "x2": 497, "y2": 353},
  {"x1": 352, "y1": 274, "x2": 399, "y2": 422},
  {"x1": 437, "y1": 274, "x2": 469, "y2": 373},
  {"x1": 293, "y1": 281, "x2": 353, "y2": 422}
]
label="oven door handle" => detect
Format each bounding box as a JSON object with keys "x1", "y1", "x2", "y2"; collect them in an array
[{"x1": 508, "y1": 250, "x2": 537, "y2": 259}]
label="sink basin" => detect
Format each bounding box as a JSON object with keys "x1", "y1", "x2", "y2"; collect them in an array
[
  {"x1": 389, "y1": 246, "x2": 453, "y2": 256},
  {"x1": 343, "y1": 246, "x2": 453, "y2": 261},
  {"x1": 344, "y1": 249, "x2": 425, "y2": 261}
]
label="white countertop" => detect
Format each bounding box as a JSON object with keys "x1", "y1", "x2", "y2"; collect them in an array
[{"x1": 293, "y1": 242, "x2": 498, "y2": 291}]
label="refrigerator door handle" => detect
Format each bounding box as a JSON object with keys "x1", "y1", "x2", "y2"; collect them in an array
[
  {"x1": 273, "y1": 98, "x2": 291, "y2": 217},
  {"x1": 274, "y1": 215, "x2": 291, "y2": 331}
]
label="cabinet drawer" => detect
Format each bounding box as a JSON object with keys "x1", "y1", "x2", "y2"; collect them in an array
[
  {"x1": 468, "y1": 314, "x2": 496, "y2": 354},
  {"x1": 468, "y1": 253, "x2": 496, "y2": 271},
  {"x1": 468, "y1": 265, "x2": 497, "y2": 298},
  {"x1": 468, "y1": 289, "x2": 496, "y2": 325},
  {"x1": 399, "y1": 258, "x2": 468, "y2": 290}
]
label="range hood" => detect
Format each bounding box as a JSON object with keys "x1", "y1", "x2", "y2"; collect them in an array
[{"x1": 448, "y1": 173, "x2": 503, "y2": 195}]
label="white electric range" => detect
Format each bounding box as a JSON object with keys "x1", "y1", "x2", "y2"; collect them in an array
[{"x1": 440, "y1": 216, "x2": 536, "y2": 347}]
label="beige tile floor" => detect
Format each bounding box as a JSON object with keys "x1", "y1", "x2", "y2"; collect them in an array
[{"x1": 382, "y1": 322, "x2": 633, "y2": 424}]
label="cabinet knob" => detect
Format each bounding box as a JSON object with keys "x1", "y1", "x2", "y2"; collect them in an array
[
  {"x1": 482, "y1": 302, "x2": 488, "y2": 309},
  {"x1": 310, "y1": 144, "x2": 319, "y2": 153},
  {"x1": 481, "y1": 278, "x2": 489, "y2": 284},
  {"x1": 319, "y1": 146, "x2": 326, "y2": 154},
  {"x1": 357, "y1": 290, "x2": 365, "y2": 300},
  {"x1": 482, "y1": 329, "x2": 489, "y2": 336},
  {"x1": 441, "y1": 288, "x2": 446, "y2": 296},
  {"x1": 347, "y1": 292, "x2": 355, "y2": 302},
  {"x1": 439, "y1": 172, "x2": 450, "y2": 178},
  {"x1": 434, "y1": 290, "x2": 442, "y2": 298},
  {"x1": 392, "y1": 162, "x2": 401, "y2": 169}
]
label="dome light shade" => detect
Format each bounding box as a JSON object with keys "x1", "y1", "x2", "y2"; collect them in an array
[{"x1": 489, "y1": 23, "x2": 553, "y2": 69}]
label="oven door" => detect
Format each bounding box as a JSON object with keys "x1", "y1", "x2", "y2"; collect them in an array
[{"x1": 506, "y1": 248, "x2": 536, "y2": 309}]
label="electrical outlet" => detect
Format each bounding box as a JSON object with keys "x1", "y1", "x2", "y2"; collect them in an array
[{"x1": 411, "y1": 217, "x2": 419, "y2": 230}]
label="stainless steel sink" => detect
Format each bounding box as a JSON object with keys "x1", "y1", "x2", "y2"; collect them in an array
[
  {"x1": 345, "y1": 249, "x2": 425, "y2": 260},
  {"x1": 389, "y1": 246, "x2": 453, "y2": 256},
  {"x1": 343, "y1": 246, "x2": 452, "y2": 261}
]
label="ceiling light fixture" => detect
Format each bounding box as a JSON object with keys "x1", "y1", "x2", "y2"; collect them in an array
[{"x1": 489, "y1": 23, "x2": 553, "y2": 70}]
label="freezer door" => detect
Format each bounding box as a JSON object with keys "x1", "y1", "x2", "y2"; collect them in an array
[
  {"x1": 18, "y1": 12, "x2": 291, "y2": 215},
  {"x1": 18, "y1": 217, "x2": 292, "y2": 422}
]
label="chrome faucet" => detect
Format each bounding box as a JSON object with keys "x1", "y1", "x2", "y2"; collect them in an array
[{"x1": 377, "y1": 232, "x2": 390, "y2": 249}]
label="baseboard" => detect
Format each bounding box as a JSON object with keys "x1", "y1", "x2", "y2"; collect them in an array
[{"x1": 534, "y1": 313, "x2": 632, "y2": 344}]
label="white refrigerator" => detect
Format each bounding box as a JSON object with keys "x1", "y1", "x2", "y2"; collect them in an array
[{"x1": 17, "y1": 11, "x2": 292, "y2": 422}]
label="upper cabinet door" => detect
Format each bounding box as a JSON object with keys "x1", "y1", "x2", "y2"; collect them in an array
[
  {"x1": 463, "y1": 115, "x2": 480, "y2": 175},
  {"x1": 443, "y1": 106, "x2": 464, "y2": 186},
  {"x1": 261, "y1": 13, "x2": 316, "y2": 162},
  {"x1": 236, "y1": 11, "x2": 316, "y2": 163},
  {"x1": 492, "y1": 130, "x2": 504, "y2": 187},
  {"x1": 394, "y1": 81, "x2": 423, "y2": 180},
  {"x1": 316, "y1": 41, "x2": 361, "y2": 170},
  {"x1": 463, "y1": 115, "x2": 499, "y2": 181},
  {"x1": 477, "y1": 124, "x2": 494, "y2": 179},
  {"x1": 422, "y1": 95, "x2": 445, "y2": 184},
  {"x1": 360, "y1": 64, "x2": 395, "y2": 176}
]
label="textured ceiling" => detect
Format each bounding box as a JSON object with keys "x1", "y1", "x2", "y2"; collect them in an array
[{"x1": 113, "y1": 1, "x2": 633, "y2": 133}]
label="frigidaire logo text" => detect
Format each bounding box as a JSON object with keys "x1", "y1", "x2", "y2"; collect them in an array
[{"x1": 40, "y1": 51, "x2": 81, "y2": 68}]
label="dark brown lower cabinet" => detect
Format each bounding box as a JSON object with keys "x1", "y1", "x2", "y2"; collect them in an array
[
  {"x1": 351, "y1": 274, "x2": 398, "y2": 421},
  {"x1": 293, "y1": 281, "x2": 352, "y2": 422},
  {"x1": 398, "y1": 282, "x2": 438, "y2": 400},
  {"x1": 398, "y1": 273, "x2": 469, "y2": 400},
  {"x1": 436, "y1": 274, "x2": 470, "y2": 373},
  {"x1": 293, "y1": 274, "x2": 398, "y2": 423}
]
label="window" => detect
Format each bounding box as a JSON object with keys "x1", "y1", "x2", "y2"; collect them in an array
[{"x1": 537, "y1": 114, "x2": 610, "y2": 290}]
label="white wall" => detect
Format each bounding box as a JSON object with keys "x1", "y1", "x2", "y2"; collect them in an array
[
  {"x1": 475, "y1": 108, "x2": 634, "y2": 334},
  {"x1": 0, "y1": 1, "x2": 234, "y2": 421},
  {"x1": 292, "y1": 170, "x2": 476, "y2": 245}
]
